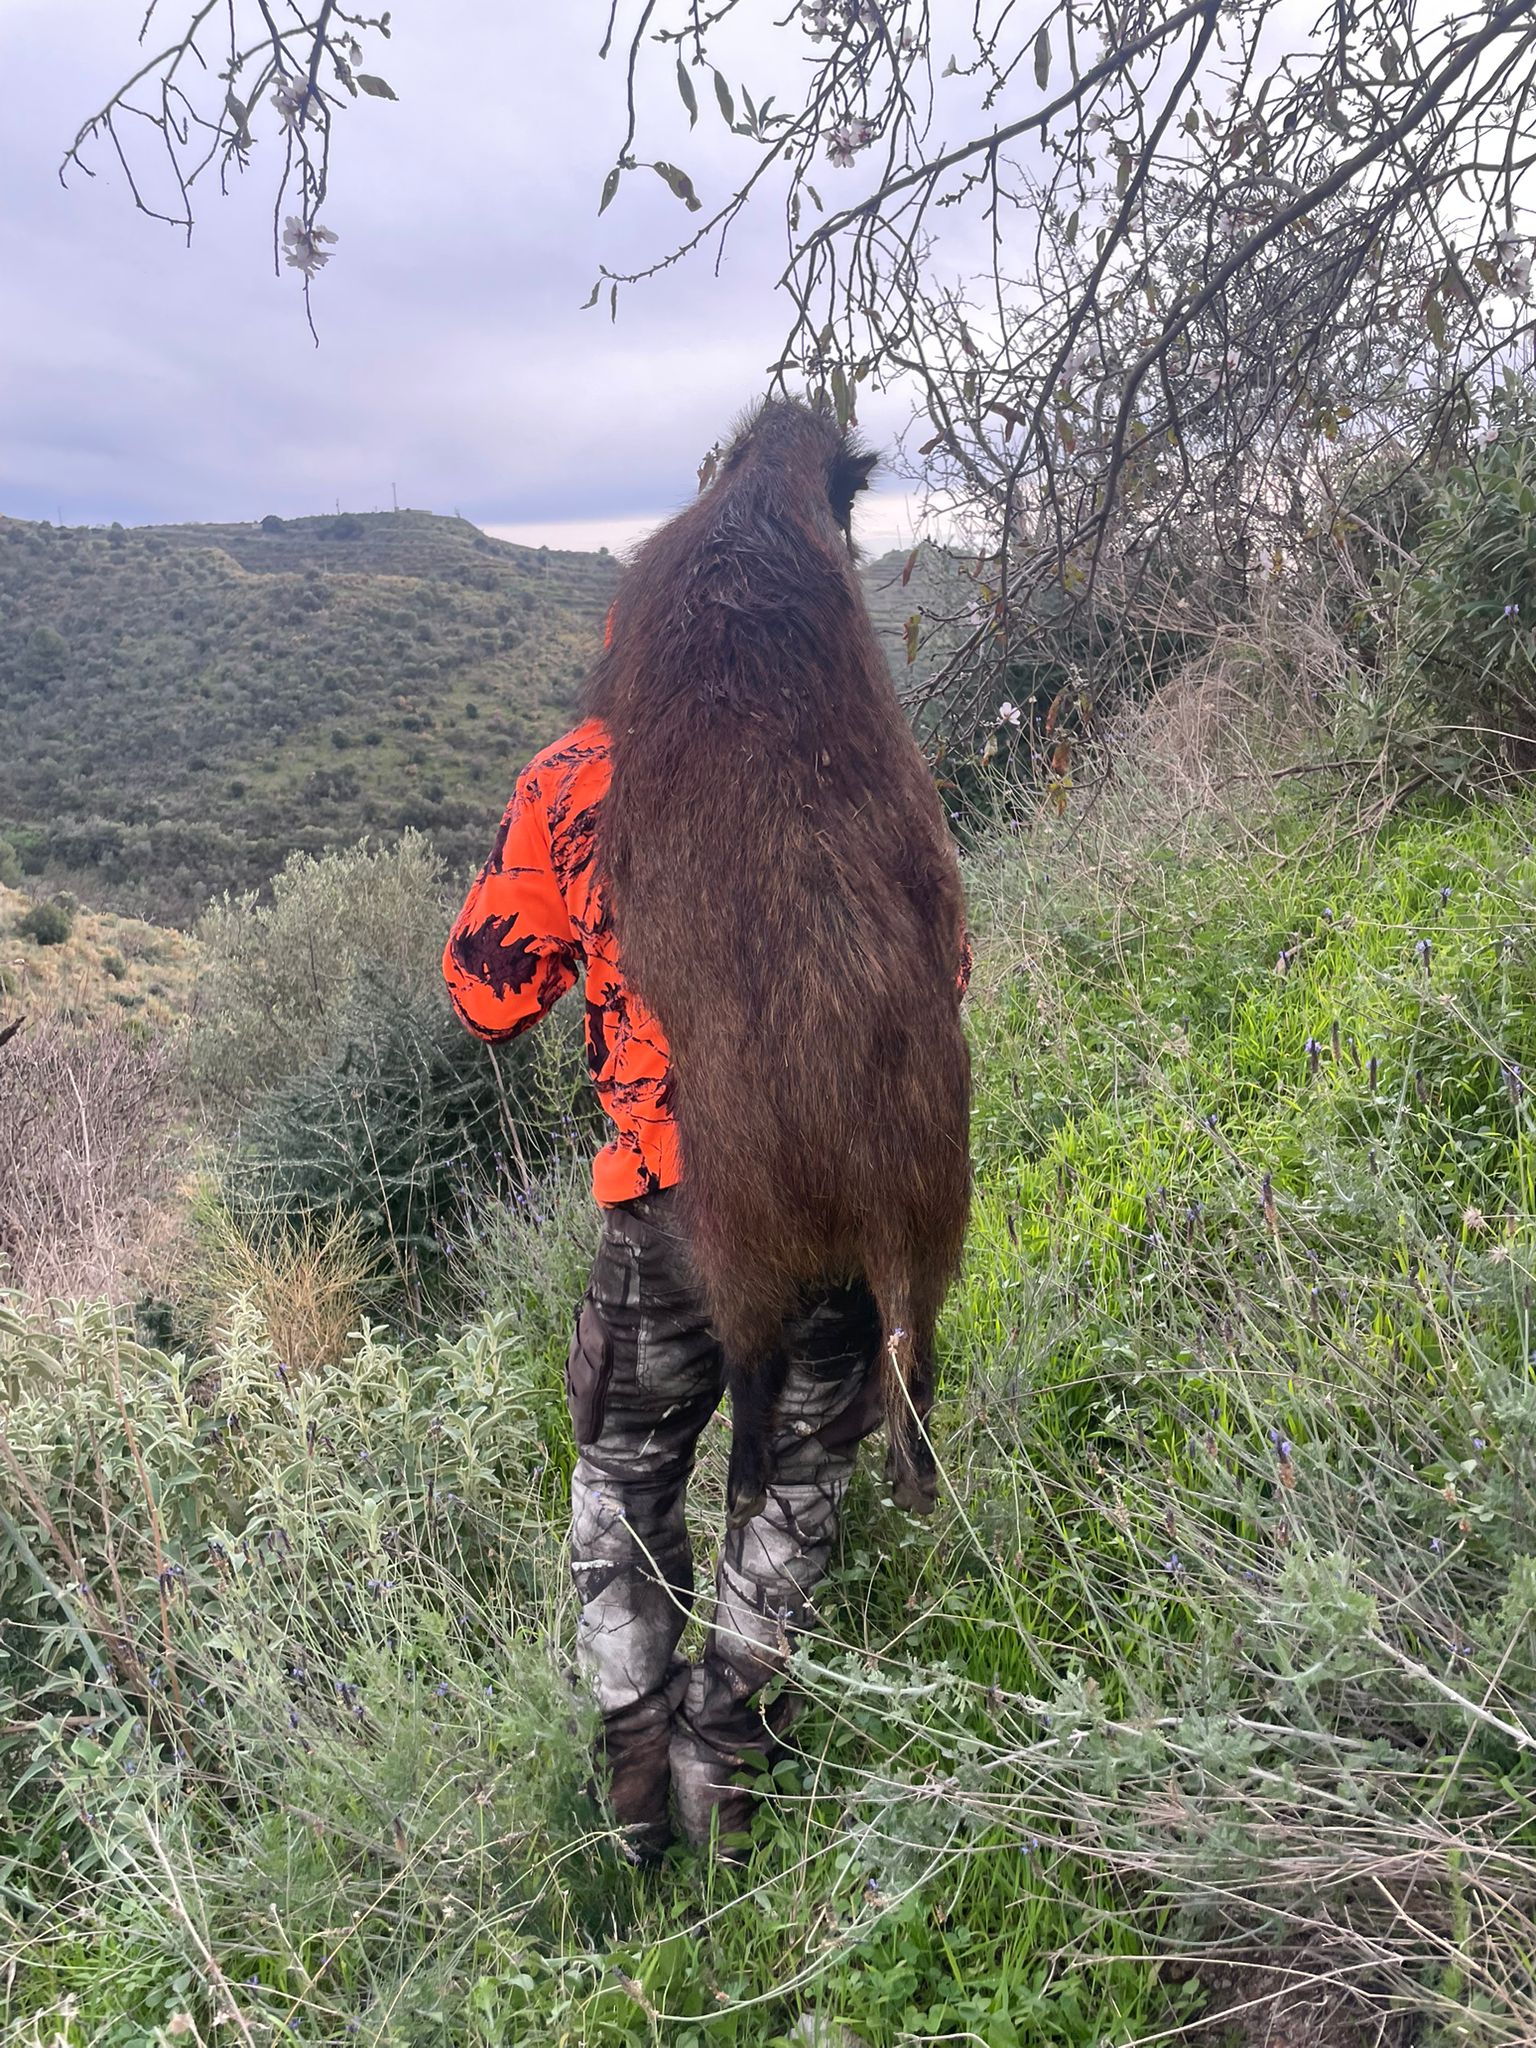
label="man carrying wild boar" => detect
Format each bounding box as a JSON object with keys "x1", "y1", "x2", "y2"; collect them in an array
[{"x1": 445, "y1": 398, "x2": 971, "y2": 1863}]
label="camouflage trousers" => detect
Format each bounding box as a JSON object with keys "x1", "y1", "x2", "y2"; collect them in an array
[{"x1": 565, "y1": 1189, "x2": 882, "y2": 1858}]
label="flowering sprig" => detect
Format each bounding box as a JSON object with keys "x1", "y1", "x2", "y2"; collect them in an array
[
  {"x1": 270, "y1": 77, "x2": 314, "y2": 134},
  {"x1": 827, "y1": 119, "x2": 878, "y2": 168},
  {"x1": 282, "y1": 215, "x2": 339, "y2": 278}
]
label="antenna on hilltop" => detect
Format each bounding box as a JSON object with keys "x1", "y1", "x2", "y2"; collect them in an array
[{"x1": 391, "y1": 481, "x2": 399, "y2": 513}]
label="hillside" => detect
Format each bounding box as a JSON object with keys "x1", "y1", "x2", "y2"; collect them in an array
[
  {"x1": 0, "y1": 881, "x2": 199, "y2": 1030},
  {"x1": 0, "y1": 509, "x2": 621, "y2": 923},
  {"x1": 0, "y1": 509, "x2": 952, "y2": 926}
]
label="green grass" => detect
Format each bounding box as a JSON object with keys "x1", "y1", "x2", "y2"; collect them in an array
[{"x1": 6, "y1": 779, "x2": 1536, "y2": 2044}]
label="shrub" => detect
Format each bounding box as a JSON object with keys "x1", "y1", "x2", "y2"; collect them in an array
[
  {"x1": 0, "y1": 1019, "x2": 182, "y2": 1299},
  {"x1": 17, "y1": 898, "x2": 74, "y2": 946},
  {"x1": 20, "y1": 623, "x2": 68, "y2": 691},
  {"x1": 0, "y1": 1300, "x2": 598, "y2": 2043},
  {"x1": 192, "y1": 835, "x2": 598, "y2": 1293},
  {"x1": 190, "y1": 833, "x2": 455, "y2": 1110},
  {"x1": 0, "y1": 834, "x2": 21, "y2": 887},
  {"x1": 1397, "y1": 378, "x2": 1536, "y2": 768}
]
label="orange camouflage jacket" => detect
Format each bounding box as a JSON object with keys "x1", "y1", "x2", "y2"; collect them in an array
[
  {"x1": 445, "y1": 717, "x2": 970, "y2": 1206},
  {"x1": 444, "y1": 718, "x2": 679, "y2": 1205}
]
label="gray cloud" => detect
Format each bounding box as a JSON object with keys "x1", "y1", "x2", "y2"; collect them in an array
[{"x1": 0, "y1": 2, "x2": 923, "y2": 542}]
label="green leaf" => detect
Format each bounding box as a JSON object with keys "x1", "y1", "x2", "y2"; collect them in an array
[
  {"x1": 610, "y1": 283, "x2": 619, "y2": 323},
  {"x1": 904, "y1": 613, "x2": 922, "y2": 665},
  {"x1": 1033, "y1": 24, "x2": 1050, "y2": 89},
  {"x1": 831, "y1": 362, "x2": 852, "y2": 426},
  {"x1": 713, "y1": 71, "x2": 735, "y2": 126},
  {"x1": 225, "y1": 88, "x2": 255, "y2": 141},
  {"x1": 356, "y1": 74, "x2": 396, "y2": 99},
  {"x1": 580, "y1": 281, "x2": 601, "y2": 310},
  {"x1": 1183, "y1": 107, "x2": 1200, "y2": 135},
  {"x1": 676, "y1": 57, "x2": 698, "y2": 127},
  {"x1": 1064, "y1": 208, "x2": 1079, "y2": 245},
  {"x1": 599, "y1": 166, "x2": 621, "y2": 214},
  {"x1": 653, "y1": 161, "x2": 702, "y2": 211}
]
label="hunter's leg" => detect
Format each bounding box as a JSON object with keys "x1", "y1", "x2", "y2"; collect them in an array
[
  {"x1": 567, "y1": 1191, "x2": 723, "y2": 1862},
  {"x1": 672, "y1": 1280, "x2": 883, "y2": 1856}
]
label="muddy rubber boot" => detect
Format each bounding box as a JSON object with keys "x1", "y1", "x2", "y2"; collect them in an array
[{"x1": 597, "y1": 1667, "x2": 687, "y2": 1867}]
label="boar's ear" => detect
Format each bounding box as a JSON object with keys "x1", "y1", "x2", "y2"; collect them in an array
[{"x1": 828, "y1": 445, "x2": 879, "y2": 532}]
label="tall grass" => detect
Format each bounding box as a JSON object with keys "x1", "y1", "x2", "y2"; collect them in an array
[{"x1": 6, "y1": 699, "x2": 1536, "y2": 2044}]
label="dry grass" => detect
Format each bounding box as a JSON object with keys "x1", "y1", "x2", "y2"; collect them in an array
[
  {"x1": 0, "y1": 1015, "x2": 189, "y2": 1303},
  {"x1": 0, "y1": 881, "x2": 199, "y2": 1031},
  {"x1": 190, "y1": 1194, "x2": 380, "y2": 1370}
]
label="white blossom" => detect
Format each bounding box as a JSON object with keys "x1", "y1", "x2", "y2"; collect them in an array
[
  {"x1": 282, "y1": 215, "x2": 339, "y2": 278},
  {"x1": 997, "y1": 700, "x2": 1023, "y2": 728},
  {"x1": 270, "y1": 77, "x2": 312, "y2": 133},
  {"x1": 827, "y1": 119, "x2": 875, "y2": 167}
]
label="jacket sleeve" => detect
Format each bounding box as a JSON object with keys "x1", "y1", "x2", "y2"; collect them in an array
[{"x1": 443, "y1": 771, "x2": 582, "y2": 1042}]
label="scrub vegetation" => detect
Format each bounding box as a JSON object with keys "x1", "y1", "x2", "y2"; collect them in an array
[
  {"x1": 0, "y1": 510, "x2": 940, "y2": 927},
  {"x1": 8, "y1": 650, "x2": 1536, "y2": 2045},
  {"x1": 9, "y1": 0, "x2": 1536, "y2": 2029},
  {"x1": 7, "y1": 408, "x2": 1536, "y2": 2047}
]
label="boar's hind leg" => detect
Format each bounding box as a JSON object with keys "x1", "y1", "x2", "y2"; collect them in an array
[{"x1": 726, "y1": 1349, "x2": 790, "y2": 1529}]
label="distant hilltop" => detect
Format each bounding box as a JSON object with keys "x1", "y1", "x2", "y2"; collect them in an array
[{"x1": 122, "y1": 506, "x2": 625, "y2": 599}]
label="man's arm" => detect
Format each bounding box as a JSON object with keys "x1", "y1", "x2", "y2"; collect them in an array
[{"x1": 444, "y1": 773, "x2": 582, "y2": 1042}]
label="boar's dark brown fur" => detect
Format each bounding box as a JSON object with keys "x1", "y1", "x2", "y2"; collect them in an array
[{"x1": 587, "y1": 397, "x2": 971, "y2": 1523}]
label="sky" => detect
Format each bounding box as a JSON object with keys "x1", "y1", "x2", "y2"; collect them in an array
[{"x1": 0, "y1": 2, "x2": 937, "y2": 554}]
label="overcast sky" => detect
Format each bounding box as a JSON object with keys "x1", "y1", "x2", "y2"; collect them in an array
[{"x1": 0, "y1": 2, "x2": 942, "y2": 553}]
